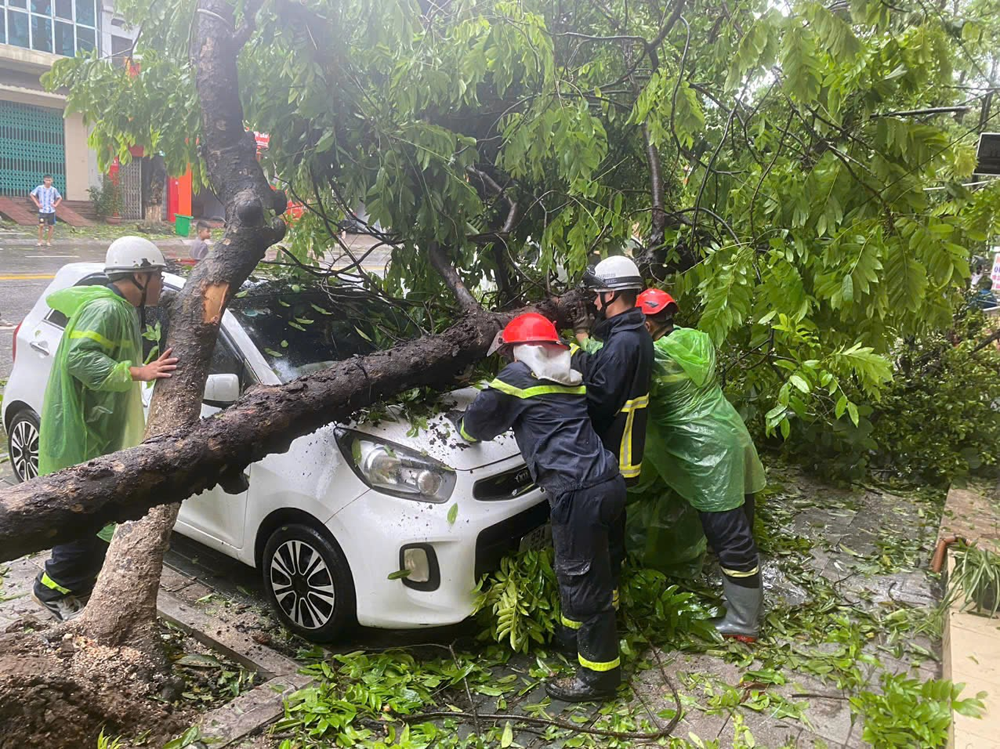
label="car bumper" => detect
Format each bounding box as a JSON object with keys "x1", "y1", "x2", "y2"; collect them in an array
[{"x1": 329, "y1": 483, "x2": 548, "y2": 629}]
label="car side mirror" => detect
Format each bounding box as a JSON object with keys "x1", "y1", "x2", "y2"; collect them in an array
[{"x1": 203, "y1": 373, "x2": 240, "y2": 408}]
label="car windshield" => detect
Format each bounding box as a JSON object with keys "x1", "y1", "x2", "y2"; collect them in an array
[{"x1": 229, "y1": 281, "x2": 414, "y2": 383}]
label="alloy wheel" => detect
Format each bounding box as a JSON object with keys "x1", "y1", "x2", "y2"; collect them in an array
[
  {"x1": 269, "y1": 539, "x2": 336, "y2": 630},
  {"x1": 10, "y1": 417, "x2": 39, "y2": 481}
]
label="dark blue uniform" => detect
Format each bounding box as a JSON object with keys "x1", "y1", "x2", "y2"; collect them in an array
[
  {"x1": 460, "y1": 361, "x2": 627, "y2": 686},
  {"x1": 572, "y1": 307, "x2": 653, "y2": 483}
]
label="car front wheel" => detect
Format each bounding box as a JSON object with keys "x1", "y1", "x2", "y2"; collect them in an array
[
  {"x1": 261, "y1": 523, "x2": 355, "y2": 642},
  {"x1": 7, "y1": 409, "x2": 40, "y2": 482}
]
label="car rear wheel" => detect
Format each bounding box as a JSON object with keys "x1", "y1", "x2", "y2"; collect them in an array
[
  {"x1": 7, "y1": 410, "x2": 40, "y2": 482},
  {"x1": 261, "y1": 523, "x2": 355, "y2": 642}
]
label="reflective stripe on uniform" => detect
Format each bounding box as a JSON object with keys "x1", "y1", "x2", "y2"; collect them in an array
[
  {"x1": 40, "y1": 572, "x2": 71, "y2": 595},
  {"x1": 70, "y1": 329, "x2": 119, "y2": 350},
  {"x1": 488, "y1": 378, "x2": 587, "y2": 399},
  {"x1": 459, "y1": 420, "x2": 478, "y2": 443},
  {"x1": 578, "y1": 654, "x2": 621, "y2": 672},
  {"x1": 721, "y1": 565, "x2": 760, "y2": 578},
  {"x1": 561, "y1": 614, "x2": 582, "y2": 630},
  {"x1": 619, "y1": 394, "x2": 649, "y2": 412},
  {"x1": 618, "y1": 393, "x2": 648, "y2": 478}
]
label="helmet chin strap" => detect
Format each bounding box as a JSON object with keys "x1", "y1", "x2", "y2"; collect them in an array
[
  {"x1": 594, "y1": 290, "x2": 619, "y2": 320},
  {"x1": 130, "y1": 274, "x2": 149, "y2": 330}
]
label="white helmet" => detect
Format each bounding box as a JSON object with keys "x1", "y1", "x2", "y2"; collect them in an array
[
  {"x1": 104, "y1": 236, "x2": 166, "y2": 274},
  {"x1": 583, "y1": 255, "x2": 644, "y2": 292}
]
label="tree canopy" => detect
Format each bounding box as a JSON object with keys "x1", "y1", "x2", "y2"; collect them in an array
[{"x1": 48, "y1": 0, "x2": 1000, "y2": 444}]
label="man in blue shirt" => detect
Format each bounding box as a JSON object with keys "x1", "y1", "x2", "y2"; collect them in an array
[{"x1": 30, "y1": 174, "x2": 62, "y2": 247}]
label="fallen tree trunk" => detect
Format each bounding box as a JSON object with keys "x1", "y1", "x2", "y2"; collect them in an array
[{"x1": 0, "y1": 296, "x2": 576, "y2": 564}]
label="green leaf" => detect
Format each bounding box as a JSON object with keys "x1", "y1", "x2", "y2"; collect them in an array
[
  {"x1": 501, "y1": 722, "x2": 514, "y2": 748},
  {"x1": 388, "y1": 569, "x2": 412, "y2": 580},
  {"x1": 841, "y1": 274, "x2": 854, "y2": 303},
  {"x1": 447, "y1": 504, "x2": 459, "y2": 525},
  {"x1": 789, "y1": 374, "x2": 810, "y2": 393}
]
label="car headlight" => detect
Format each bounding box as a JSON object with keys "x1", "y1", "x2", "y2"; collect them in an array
[{"x1": 336, "y1": 429, "x2": 456, "y2": 503}]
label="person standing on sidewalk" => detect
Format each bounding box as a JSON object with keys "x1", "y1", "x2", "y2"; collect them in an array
[
  {"x1": 30, "y1": 175, "x2": 62, "y2": 247},
  {"x1": 190, "y1": 221, "x2": 213, "y2": 261},
  {"x1": 32, "y1": 236, "x2": 179, "y2": 622}
]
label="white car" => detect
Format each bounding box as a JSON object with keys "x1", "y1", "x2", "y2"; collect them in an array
[{"x1": 2, "y1": 264, "x2": 547, "y2": 641}]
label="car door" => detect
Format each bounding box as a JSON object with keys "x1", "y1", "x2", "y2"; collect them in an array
[
  {"x1": 141, "y1": 298, "x2": 253, "y2": 552},
  {"x1": 172, "y1": 329, "x2": 253, "y2": 551}
]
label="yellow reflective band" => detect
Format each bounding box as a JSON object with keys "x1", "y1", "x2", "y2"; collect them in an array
[
  {"x1": 488, "y1": 378, "x2": 587, "y2": 399},
  {"x1": 569, "y1": 342, "x2": 581, "y2": 355},
  {"x1": 578, "y1": 654, "x2": 621, "y2": 672},
  {"x1": 619, "y1": 409, "x2": 636, "y2": 470},
  {"x1": 618, "y1": 393, "x2": 648, "y2": 477},
  {"x1": 620, "y1": 463, "x2": 642, "y2": 478},
  {"x1": 561, "y1": 615, "x2": 582, "y2": 630},
  {"x1": 40, "y1": 572, "x2": 71, "y2": 595},
  {"x1": 459, "y1": 420, "x2": 478, "y2": 443},
  {"x1": 70, "y1": 329, "x2": 119, "y2": 350},
  {"x1": 721, "y1": 566, "x2": 761, "y2": 578},
  {"x1": 619, "y1": 394, "x2": 650, "y2": 413},
  {"x1": 612, "y1": 589, "x2": 620, "y2": 611}
]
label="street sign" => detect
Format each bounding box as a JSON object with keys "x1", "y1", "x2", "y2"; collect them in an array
[{"x1": 975, "y1": 132, "x2": 1000, "y2": 175}]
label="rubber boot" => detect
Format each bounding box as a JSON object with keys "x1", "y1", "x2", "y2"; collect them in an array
[
  {"x1": 546, "y1": 667, "x2": 620, "y2": 703},
  {"x1": 552, "y1": 622, "x2": 578, "y2": 656},
  {"x1": 712, "y1": 576, "x2": 763, "y2": 642}
]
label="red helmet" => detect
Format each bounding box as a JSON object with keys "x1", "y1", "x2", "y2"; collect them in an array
[
  {"x1": 637, "y1": 288, "x2": 678, "y2": 316},
  {"x1": 492, "y1": 313, "x2": 566, "y2": 353}
]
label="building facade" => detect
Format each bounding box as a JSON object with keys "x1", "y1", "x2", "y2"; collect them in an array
[{"x1": 0, "y1": 0, "x2": 134, "y2": 200}]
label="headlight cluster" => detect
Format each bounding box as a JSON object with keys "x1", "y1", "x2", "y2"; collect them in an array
[{"x1": 337, "y1": 429, "x2": 456, "y2": 503}]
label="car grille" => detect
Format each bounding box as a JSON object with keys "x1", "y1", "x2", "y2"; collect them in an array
[
  {"x1": 473, "y1": 464, "x2": 535, "y2": 501},
  {"x1": 474, "y1": 501, "x2": 550, "y2": 581}
]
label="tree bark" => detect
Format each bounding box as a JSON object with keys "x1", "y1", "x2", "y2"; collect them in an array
[
  {"x1": 73, "y1": 0, "x2": 287, "y2": 649},
  {"x1": 0, "y1": 295, "x2": 578, "y2": 564}
]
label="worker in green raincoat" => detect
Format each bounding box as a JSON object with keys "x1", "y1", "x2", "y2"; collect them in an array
[
  {"x1": 32, "y1": 236, "x2": 179, "y2": 622},
  {"x1": 636, "y1": 288, "x2": 767, "y2": 642}
]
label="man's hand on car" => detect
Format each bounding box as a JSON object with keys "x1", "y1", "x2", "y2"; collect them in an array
[{"x1": 131, "y1": 348, "x2": 179, "y2": 381}]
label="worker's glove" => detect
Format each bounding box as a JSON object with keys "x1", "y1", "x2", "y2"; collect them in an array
[{"x1": 572, "y1": 300, "x2": 593, "y2": 335}]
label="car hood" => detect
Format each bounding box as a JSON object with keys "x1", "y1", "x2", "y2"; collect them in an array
[{"x1": 347, "y1": 386, "x2": 519, "y2": 471}]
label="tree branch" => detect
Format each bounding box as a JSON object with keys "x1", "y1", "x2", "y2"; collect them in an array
[{"x1": 427, "y1": 241, "x2": 482, "y2": 311}]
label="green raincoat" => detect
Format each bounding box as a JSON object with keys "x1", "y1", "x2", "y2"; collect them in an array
[
  {"x1": 577, "y1": 334, "x2": 708, "y2": 576},
  {"x1": 646, "y1": 327, "x2": 766, "y2": 513},
  {"x1": 38, "y1": 286, "x2": 145, "y2": 539}
]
